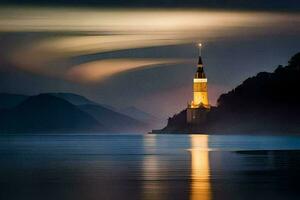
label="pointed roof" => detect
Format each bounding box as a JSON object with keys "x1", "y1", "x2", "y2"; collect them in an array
[
  {"x1": 195, "y1": 55, "x2": 206, "y2": 78},
  {"x1": 195, "y1": 66, "x2": 206, "y2": 78},
  {"x1": 198, "y1": 56, "x2": 203, "y2": 66}
]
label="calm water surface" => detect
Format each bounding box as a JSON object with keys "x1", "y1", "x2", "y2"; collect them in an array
[{"x1": 1, "y1": 134, "x2": 300, "y2": 200}]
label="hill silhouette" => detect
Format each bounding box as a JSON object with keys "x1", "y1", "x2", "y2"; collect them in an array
[
  {"x1": 48, "y1": 92, "x2": 98, "y2": 106},
  {"x1": 0, "y1": 92, "x2": 152, "y2": 133},
  {"x1": 0, "y1": 93, "x2": 28, "y2": 109},
  {"x1": 51, "y1": 93, "x2": 149, "y2": 132},
  {"x1": 79, "y1": 104, "x2": 147, "y2": 132},
  {"x1": 0, "y1": 94, "x2": 102, "y2": 133},
  {"x1": 119, "y1": 106, "x2": 159, "y2": 124},
  {"x1": 160, "y1": 52, "x2": 300, "y2": 134}
]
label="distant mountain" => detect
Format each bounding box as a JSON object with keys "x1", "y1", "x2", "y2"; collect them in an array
[
  {"x1": 48, "y1": 92, "x2": 98, "y2": 106},
  {"x1": 0, "y1": 94, "x2": 102, "y2": 133},
  {"x1": 119, "y1": 106, "x2": 158, "y2": 124},
  {"x1": 48, "y1": 92, "x2": 119, "y2": 111},
  {"x1": 79, "y1": 104, "x2": 147, "y2": 132},
  {"x1": 159, "y1": 52, "x2": 300, "y2": 134},
  {"x1": 48, "y1": 93, "x2": 148, "y2": 131},
  {"x1": 0, "y1": 92, "x2": 151, "y2": 133},
  {"x1": 0, "y1": 93, "x2": 28, "y2": 109},
  {"x1": 98, "y1": 103, "x2": 118, "y2": 111}
]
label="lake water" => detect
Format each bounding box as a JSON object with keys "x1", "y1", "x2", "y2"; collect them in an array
[{"x1": 1, "y1": 134, "x2": 300, "y2": 200}]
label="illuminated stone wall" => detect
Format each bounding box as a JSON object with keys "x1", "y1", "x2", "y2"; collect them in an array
[{"x1": 193, "y1": 78, "x2": 209, "y2": 107}]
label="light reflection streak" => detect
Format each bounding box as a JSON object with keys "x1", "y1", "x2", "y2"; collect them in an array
[
  {"x1": 142, "y1": 135, "x2": 164, "y2": 200},
  {"x1": 190, "y1": 135, "x2": 211, "y2": 200}
]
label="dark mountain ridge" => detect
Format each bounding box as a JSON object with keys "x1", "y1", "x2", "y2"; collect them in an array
[
  {"x1": 119, "y1": 106, "x2": 159, "y2": 124},
  {"x1": 0, "y1": 94, "x2": 102, "y2": 133},
  {"x1": 79, "y1": 104, "x2": 147, "y2": 132},
  {"x1": 0, "y1": 93, "x2": 28, "y2": 109},
  {"x1": 48, "y1": 92, "x2": 98, "y2": 106},
  {"x1": 0, "y1": 92, "x2": 151, "y2": 133}
]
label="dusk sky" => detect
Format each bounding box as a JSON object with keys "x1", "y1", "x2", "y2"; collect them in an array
[{"x1": 0, "y1": 1, "x2": 300, "y2": 119}]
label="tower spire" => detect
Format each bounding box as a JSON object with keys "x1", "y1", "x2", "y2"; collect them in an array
[
  {"x1": 198, "y1": 43, "x2": 202, "y2": 56},
  {"x1": 187, "y1": 43, "x2": 210, "y2": 124},
  {"x1": 197, "y1": 43, "x2": 203, "y2": 67}
]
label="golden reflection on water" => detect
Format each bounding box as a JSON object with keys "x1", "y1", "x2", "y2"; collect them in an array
[
  {"x1": 190, "y1": 135, "x2": 211, "y2": 200},
  {"x1": 142, "y1": 135, "x2": 164, "y2": 200},
  {"x1": 142, "y1": 135, "x2": 211, "y2": 200}
]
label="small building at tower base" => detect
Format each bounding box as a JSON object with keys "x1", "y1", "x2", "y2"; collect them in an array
[{"x1": 187, "y1": 106, "x2": 210, "y2": 125}]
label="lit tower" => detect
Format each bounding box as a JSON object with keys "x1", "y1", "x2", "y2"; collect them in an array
[
  {"x1": 187, "y1": 43, "x2": 210, "y2": 124},
  {"x1": 192, "y1": 43, "x2": 209, "y2": 108}
]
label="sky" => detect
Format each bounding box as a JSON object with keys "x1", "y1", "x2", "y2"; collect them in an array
[{"x1": 0, "y1": 1, "x2": 300, "y2": 119}]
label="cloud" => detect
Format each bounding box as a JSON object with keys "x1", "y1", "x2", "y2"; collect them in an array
[
  {"x1": 3, "y1": 7, "x2": 299, "y2": 79},
  {"x1": 66, "y1": 58, "x2": 190, "y2": 83},
  {"x1": 0, "y1": 7, "x2": 299, "y2": 33}
]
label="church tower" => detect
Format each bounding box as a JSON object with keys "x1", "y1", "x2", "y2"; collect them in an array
[
  {"x1": 191, "y1": 43, "x2": 209, "y2": 108},
  {"x1": 187, "y1": 43, "x2": 210, "y2": 124}
]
